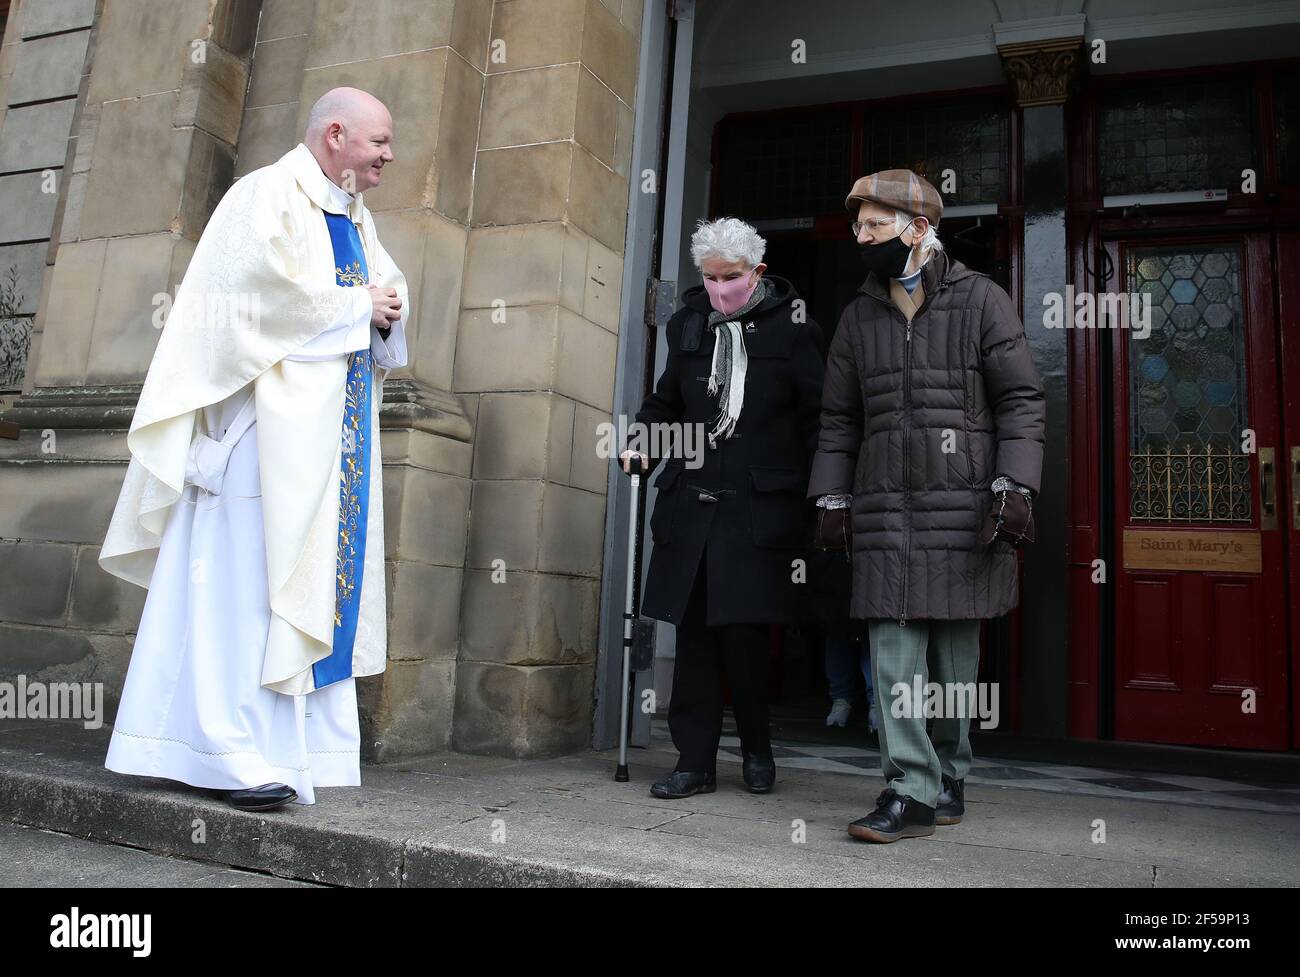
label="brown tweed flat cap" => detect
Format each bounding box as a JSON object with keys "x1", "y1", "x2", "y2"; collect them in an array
[{"x1": 845, "y1": 169, "x2": 943, "y2": 225}]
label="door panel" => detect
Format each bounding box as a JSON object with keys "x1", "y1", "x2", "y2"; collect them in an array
[{"x1": 1108, "y1": 233, "x2": 1289, "y2": 748}]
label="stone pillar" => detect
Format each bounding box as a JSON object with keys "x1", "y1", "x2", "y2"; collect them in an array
[
  {"x1": 0, "y1": 0, "x2": 262, "y2": 713},
  {"x1": 451, "y1": 0, "x2": 642, "y2": 756},
  {"x1": 997, "y1": 25, "x2": 1084, "y2": 738}
]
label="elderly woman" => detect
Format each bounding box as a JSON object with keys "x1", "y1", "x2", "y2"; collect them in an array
[{"x1": 621, "y1": 217, "x2": 825, "y2": 799}]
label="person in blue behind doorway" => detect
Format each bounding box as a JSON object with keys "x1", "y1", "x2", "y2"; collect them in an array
[{"x1": 809, "y1": 169, "x2": 1045, "y2": 843}]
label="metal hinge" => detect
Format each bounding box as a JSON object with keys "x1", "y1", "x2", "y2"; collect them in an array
[{"x1": 645, "y1": 276, "x2": 677, "y2": 331}]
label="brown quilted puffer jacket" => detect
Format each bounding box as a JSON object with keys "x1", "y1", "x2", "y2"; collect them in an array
[{"x1": 807, "y1": 248, "x2": 1045, "y2": 623}]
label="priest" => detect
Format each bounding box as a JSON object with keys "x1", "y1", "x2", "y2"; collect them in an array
[{"x1": 100, "y1": 88, "x2": 409, "y2": 811}]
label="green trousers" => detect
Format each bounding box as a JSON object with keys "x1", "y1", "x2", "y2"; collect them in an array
[{"x1": 867, "y1": 619, "x2": 982, "y2": 808}]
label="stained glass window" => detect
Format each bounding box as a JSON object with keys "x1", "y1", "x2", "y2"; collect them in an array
[
  {"x1": 717, "y1": 110, "x2": 852, "y2": 220},
  {"x1": 715, "y1": 98, "x2": 1010, "y2": 220},
  {"x1": 1099, "y1": 78, "x2": 1256, "y2": 195},
  {"x1": 1126, "y1": 244, "x2": 1250, "y2": 522},
  {"x1": 865, "y1": 99, "x2": 1008, "y2": 207}
]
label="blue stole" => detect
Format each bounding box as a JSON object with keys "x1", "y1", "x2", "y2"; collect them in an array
[{"x1": 313, "y1": 211, "x2": 373, "y2": 689}]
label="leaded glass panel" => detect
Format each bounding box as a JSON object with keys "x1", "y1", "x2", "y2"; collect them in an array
[
  {"x1": 1099, "y1": 78, "x2": 1256, "y2": 195},
  {"x1": 1126, "y1": 244, "x2": 1251, "y2": 522},
  {"x1": 717, "y1": 110, "x2": 852, "y2": 220},
  {"x1": 865, "y1": 100, "x2": 1008, "y2": 207}
]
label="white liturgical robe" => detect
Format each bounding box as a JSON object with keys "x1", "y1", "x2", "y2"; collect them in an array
[{"x1": 101, "y1": 145, "x2": 408, "y2": 803}]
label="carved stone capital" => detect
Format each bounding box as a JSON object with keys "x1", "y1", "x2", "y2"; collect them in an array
[{"x1": 998, "y1": 37, "x2": 1085, "y2": 108}]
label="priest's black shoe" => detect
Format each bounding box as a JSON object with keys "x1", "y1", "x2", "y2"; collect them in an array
[
  {"x1": 935, "y1": 775, "x2": 965, "y2": 825},
  {"x1": 650, "y1": 770, "x2": 716, "y2": 799},
  {"x1": 742, "y1": 752, "x2": 776, "y2": 794},
  {"x1": 846, "y1": 787, "x2": 935, "y2": 843},
  {"x1": 223, "y1": 783, "x2": 297, "y2": 811}
]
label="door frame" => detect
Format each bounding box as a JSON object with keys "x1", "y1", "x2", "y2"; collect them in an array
[
  {"x1": 1066, "y1": 59, "x2": 1300, "y2": 749},
  {"x1": 1103, "y1": 230, "x2": 1289, "y2": 748},
  {"x1": 1070, "y1": 212, "x2": 1300, "y2": 748},
  {"x1": 592, "y1": 0, "x2": 694, "y2": 749}
]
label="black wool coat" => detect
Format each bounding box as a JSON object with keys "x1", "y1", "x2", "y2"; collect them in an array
[
  {"x1": 634, "y1": 275, "x2": 825, "y2": 627},
  {"x1": 807, "y1": 250, "x2": 1046, "y2": 623}
]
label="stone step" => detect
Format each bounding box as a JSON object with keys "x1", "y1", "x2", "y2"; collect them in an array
[{"x1": 0, "y1": 723, "x2": 649, "y2": 887}]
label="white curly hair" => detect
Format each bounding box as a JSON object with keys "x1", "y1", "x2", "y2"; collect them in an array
[{"x1": 690, "y1": 217, "x2": 767, "y2": 269}]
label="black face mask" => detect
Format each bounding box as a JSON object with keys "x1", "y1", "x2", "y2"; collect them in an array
[{"x1": 857, "y1": 223, "x2": 915, "y2": 279}]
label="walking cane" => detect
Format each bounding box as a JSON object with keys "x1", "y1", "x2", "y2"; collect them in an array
[{"x1": 615, "y1": 454, "x2": 647, "y2": 782}]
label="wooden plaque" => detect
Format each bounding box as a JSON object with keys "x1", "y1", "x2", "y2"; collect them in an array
[{"x1": 1122, "y1": 529, "x2": 1262, "y2": 574}]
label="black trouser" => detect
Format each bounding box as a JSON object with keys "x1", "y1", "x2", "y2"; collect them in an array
[{"x1": 668, "y1": 565, "x2": 772, "y2": 772}]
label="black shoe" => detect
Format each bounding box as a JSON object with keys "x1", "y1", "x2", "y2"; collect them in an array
[
  {"x1": 935, "y1": 775, "x2": 965, "y2": 825},
  {"x1": 742, "y1": 752, "x2": 776, "y2": 794},
  {"x1": 847, "y1": 788, "x2": 935, "y2": 843},
  {"x1": 650, "y1": 770, "x2": 716, "y2": 799},
  {"x1": 223, "y1": 783, "x2": 298, "y2": 811}
]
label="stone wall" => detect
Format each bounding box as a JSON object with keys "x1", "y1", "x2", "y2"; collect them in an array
[{"x1": 0, "y1": 0, "x2": 262, "y2": 740}]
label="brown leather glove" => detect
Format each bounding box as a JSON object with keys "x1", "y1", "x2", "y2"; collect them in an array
[
  {"x1": 815, "y1": 506, "x2": 851, "y2": 550},
  {"x1": 980, "y1": 489, "x2": 1035, "y2": 547}
]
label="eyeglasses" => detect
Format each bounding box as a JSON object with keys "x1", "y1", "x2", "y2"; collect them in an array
[{"x1": 851, "y1": 217, "x2": 900, "y2": 236}]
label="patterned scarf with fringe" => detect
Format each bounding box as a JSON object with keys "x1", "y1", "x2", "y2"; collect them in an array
[{"x1": 705, "y1": 277, "x2": 768, "y2": 448}]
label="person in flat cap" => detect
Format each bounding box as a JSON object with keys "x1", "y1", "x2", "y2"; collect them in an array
[{"x1": 808, "y1": 169, "x2": 1045, "y2": 842}]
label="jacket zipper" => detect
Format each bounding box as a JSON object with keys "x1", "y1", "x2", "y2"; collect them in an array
[
  {"x1": 890, "y1": 278, "x2": 951, "y2": 627},
  {"x1": 899, "y1": 315, "x2": 911, "y2": 626}
]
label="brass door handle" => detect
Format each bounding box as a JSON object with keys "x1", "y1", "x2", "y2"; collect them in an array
[
  {"x1": 1291, "y1": 446, "x2": 1300, "y2": 527},
  {"x1": 1260, "y1": 447, "x2": 1277, "y2": 530}
]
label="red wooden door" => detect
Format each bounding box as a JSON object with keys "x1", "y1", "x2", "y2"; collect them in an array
[{"x1": 1107, "y1": 233, "x2": 1289, "y2": 748}]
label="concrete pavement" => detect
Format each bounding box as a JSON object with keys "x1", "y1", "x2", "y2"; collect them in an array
[{"x1": 1, "y1": 719, "x2": 1296, "y2": 887}]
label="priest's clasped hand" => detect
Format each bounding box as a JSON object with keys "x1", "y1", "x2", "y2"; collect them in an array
[{"x1": 368, "y1": 284, "x2": 402, "y2": 329}]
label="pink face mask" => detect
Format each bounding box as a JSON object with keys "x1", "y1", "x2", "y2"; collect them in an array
[{"x1": 703, "y1": 271, "x2": 758, "y2": 316}]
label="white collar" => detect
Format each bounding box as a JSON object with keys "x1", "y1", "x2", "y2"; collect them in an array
[
  {"x1": 322, "y1": 177, "x2": 354, "y2": 215},
  {"x1": 280, "y1": 142, "x2": 365, "y2": 221}
]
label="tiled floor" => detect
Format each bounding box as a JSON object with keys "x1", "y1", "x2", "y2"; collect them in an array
[{"x1": 647, "y1": 720, "x2": 1300, "y2": 814}]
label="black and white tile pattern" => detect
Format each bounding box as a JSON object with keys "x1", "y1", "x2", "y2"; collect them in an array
[{"x1": 648, "y1": 720, "x2": 1300, "y2": 814}]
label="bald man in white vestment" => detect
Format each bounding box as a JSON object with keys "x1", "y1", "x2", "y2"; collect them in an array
[{"x1": 100, "y1": 89, "x2": 409, "y2": 810}]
